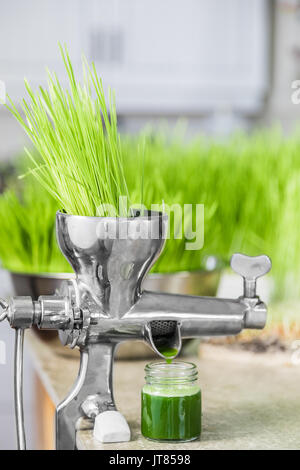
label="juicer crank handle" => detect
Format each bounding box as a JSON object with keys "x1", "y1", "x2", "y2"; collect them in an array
[
  {"x1": 230, "y1": 253, "x2": 272, "y2": 298},
  {"x1": 1, "y1": 299, "x2": 27, "y2": 450},
  {"x1": 14, "y1": 328, "x2": 26, "y2": 450}
]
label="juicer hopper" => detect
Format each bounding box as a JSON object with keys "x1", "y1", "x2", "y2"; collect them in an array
[{"x1": 0, "y1": 211, "x2": 271, "y2": 450}]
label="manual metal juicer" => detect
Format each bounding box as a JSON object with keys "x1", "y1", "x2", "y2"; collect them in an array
[{"x1": 0, "y1": 211, "x2": 271, "y2": 450}]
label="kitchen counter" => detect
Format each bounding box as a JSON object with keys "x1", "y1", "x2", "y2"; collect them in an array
[{"x1": 27, "y1": 332, "x2": 300, "y2": 450}]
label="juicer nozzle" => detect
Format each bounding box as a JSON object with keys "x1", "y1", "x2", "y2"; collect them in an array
[{"x1": 144, "y1": 320, "x2": 182, "y2": 360}]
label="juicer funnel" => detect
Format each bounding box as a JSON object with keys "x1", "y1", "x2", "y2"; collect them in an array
[{"x1": 56, "y1": 211, "x2": 168, "y2": 315}]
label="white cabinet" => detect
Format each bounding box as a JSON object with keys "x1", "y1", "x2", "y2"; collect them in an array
[{"x1": 0, "y1": 0, "x2": 270, "y2": 114}]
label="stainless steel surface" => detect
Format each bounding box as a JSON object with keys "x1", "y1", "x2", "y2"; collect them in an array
[
  {"x1": 81, "y1": 394, "x2": 105, "y2": 419},
  {"x1": 231, "y1": 253, "x2": 272, "y2": 298},
  {"x1": 241, "y1": 296, "x2": 268, "y2": 329},
  {"x1": 56, "y1": 342, "x2": 116, "y2": 450},
  {"x1": 14, "y1": 329, "x2": 26, "y2": 450},
  {"x1": 0, "y1": 211, "x2": 272, "y2": 450},
  {"x1": 9, "y1": 268, "x2": 220, "y2": 354},
  {"x1": 10, "y1": 269, "x2": 220, "y2": 303},
  {"x1": 37, "y1": 295, "x2": 74, "y2": 330},
  {"x1": 0, "y1": 297, "x2": 8, "y2": 322},
  {"x1": 54, "y1": 211, "x2": 169, "y2": 449},
  {"x1": 7, "y1": 295, "x2": 79, "y2": 332},
  {"x1": 9, "y1": 297, "x2": 34, "y2": 329},
  {"x1": 127, "y1": 291, "x2": 248, "y2": 336},
  {"x1": 56, "y1": 211, "x2": 167, "y2": 315},
  {"x1": 145, "y1": 320, "x2": 182, "y2": 360}
]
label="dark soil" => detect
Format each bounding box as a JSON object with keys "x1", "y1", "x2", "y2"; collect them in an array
[{"x1": 226, "y1": 335, "x2": 288, "y2": 353}]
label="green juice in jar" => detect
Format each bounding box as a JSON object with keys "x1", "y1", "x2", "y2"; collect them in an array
[{"x1": 141, "y1": 361, "x2": 201, "y2": 441}]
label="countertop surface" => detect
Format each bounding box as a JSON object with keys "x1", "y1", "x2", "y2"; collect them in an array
[{"x1": 27, "y1": 332, "x2": 300, "y2": 450}]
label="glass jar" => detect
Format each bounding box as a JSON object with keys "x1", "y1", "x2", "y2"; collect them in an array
[{"x1": 141, "y1": 361, "x2": 201, "y2": 442}]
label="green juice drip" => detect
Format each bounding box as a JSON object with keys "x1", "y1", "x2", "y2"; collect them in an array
[{"x1": 158, "y1": 347, "x2": 177, "y2": 363}]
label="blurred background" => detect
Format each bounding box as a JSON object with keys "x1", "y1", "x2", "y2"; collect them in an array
[{"x1": 0, "y1": 0, "x2": 300, "y2": 449}]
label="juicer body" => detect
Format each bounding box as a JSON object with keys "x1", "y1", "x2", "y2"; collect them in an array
[{"x1": 1, "y1": 212, "x2": 271, "y2": 449}]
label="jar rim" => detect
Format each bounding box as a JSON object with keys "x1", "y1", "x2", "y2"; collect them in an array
[{"x1": 145, "y1": 361, "x2": 198, "y2": 381}]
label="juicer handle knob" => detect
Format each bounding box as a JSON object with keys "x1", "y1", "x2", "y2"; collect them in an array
[{"x1": 230, "y1": 253, "x2": 271, "y2": 298}]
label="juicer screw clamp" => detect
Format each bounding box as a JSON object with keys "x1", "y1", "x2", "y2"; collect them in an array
[
  {"x1": 59, "y1": 307, "x2": 90, "y2": 348},
  {"x1": 230, "y1": 253, "x2": 271, "y2": 298}
]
